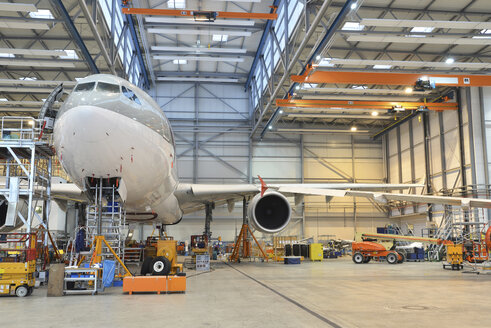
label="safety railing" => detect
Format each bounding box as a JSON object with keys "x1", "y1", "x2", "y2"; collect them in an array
[{"x1": 0, "y1": 116, "x2": 52, "y2": 144}]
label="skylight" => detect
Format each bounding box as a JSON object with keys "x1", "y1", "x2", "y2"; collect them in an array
[
  {"x1": 0, "y1": 98, "x2": 7, "y2": 102},
  {"x1": 58, "y1": 49, "x2": 79, "y2": 60},
  {"x1": 373, "y1": 65, "x2": 392, "y2": 69},
  {"x1": 168, "y1": 0, "x2": 186, "y2": 9},
  {"x1": 173, "y1": 59, "x2": 187, "y2": 65},
  {"x1": 212, "y1": 34, "x2": 228, "y2": 42},
  {"x1": 342, "y1": 22, "x2": 364, "y2": 31},
  {"x1": 19, "y1": 77, "x2": 37, "y2": 81},
  {"x1": 0, "y1": 53, "x2": 14, "y2": 58},
  {"x1": 302, "y1": 83, "x2": 318, "y2": 89},
  {"x1": 473, "y1": 29, "x2": 491, "y2": 39},
  {"x1": 352, "y1": 85, "x2": 367, "y2": 89},
  {"x1": 410, "y1": 27, "x2": 434, "y2": 33},
  {"x1": 29, "y1": 9, "x2": 54, "y2": 19}
]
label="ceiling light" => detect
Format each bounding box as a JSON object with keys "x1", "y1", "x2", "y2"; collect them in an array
[
  {"x1": 295, "y1": 85, "x2": 300, "y2": 90},
  {"x1": 352, "y1": 85, "x2": 367, "y2": 89},
  {"x1": 393, "y1": 105, "x2": 405, "y2": 112},
  {"x1": 268, "y1": 125, "x2": 273, "y2": 130},
  {"x1": 373, "y1": 65, "x2": 392, "y2": 69},
  {"x1": 371, "y1": 111, "x2": 379, "y2": 116},
  {"x1": 350, "y1": 3, "x2": 357, "y2": 10},
  {"x1": 318, "y1": 58, "x2": 334, "y2": 67},
  {"x1": 212, "y1": 34, "x2": 228, "y2": 42},
  {"x1": 279, "y1": 109, "x2": 284, "y2": 114},
  {"x1": 19, "y1": 77, "x2": 37, "y2": 81},
  {"x1": 316, "y1": 55, "x2": 321, "y2": 60},
  {"x1": 405, "y1": 87, "x2": 413, "y2": 93},
  {"x1": 351, "y1": 126, "x2": 357, "y2": 132},
  {"x1": 29, "y1": 9, "x2": 54, "y2": 19},
  {"x1": 445, "y1": 58, "x2": 455, "y2": 64},
  {"x1": 302, "y1": 83, "x2": 318, "y2": 89},
  {"x1": 0, "y1": 98, "x2": 7, "y2": 101},
  {"x1": 0, "y1": 53, "x2": 14, "y2": 58},
  {"x1": 342, "y1": 22, "x2": 364, "y2": 31},
  {"x1": 28, "y1": 120, "x2": 34, "y2": 126},
  {"x1": 173, "y1": 59, "x2": 188, "y2": 65},
  {"x1": 410, "y1": 27, "x2": 434, "y2": 33}
]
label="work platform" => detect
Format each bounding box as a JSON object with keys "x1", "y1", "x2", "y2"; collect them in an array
[{"x1": 0, "y1": 116, "x2": 54, "y2": 236}]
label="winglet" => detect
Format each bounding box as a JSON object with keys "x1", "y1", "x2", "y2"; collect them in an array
[{"x1": 258, "y1": 175, "x2": 268, "y2": 197}]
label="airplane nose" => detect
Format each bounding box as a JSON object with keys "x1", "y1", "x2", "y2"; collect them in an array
[{"x1": 55, "y1": 105, "x2": 113, "y2": 143}]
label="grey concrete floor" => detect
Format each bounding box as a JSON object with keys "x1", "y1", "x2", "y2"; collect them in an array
[{"x1": 1, "y1": 258, "x2": 491, "y2": 328}]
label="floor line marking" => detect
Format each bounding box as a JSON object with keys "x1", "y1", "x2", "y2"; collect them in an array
[{"x1": 225, "y1": 262, "x2": 343, "y2": 328}]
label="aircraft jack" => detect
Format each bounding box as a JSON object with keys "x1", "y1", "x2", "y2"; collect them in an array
[
  {"x1": 90, "y1": 235, "x2": 133, "y2": 278},
  {"x1": 229, "y1": 198, "x2": 268, "y2": 263}
]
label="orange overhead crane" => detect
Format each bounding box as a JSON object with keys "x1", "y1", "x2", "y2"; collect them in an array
[
  {"x1": 291, "y1": 64, "x2": 491, "y2": 87},
  {"x1": 276, "y1": 98, "x2": 458, "y2": 111},
  {"x1": 122, "y1": 7, "x2": 278, "y2": 20}
]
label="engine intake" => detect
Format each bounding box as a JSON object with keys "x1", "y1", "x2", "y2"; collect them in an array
[{"x1": 247, "y1": 191, "x2": 291, "y2": 233}]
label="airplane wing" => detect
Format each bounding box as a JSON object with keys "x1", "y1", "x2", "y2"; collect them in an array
[{"x1": 175, "y1": 182, "x2": 491, "y2": 214}]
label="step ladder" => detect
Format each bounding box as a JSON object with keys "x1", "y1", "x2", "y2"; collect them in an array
[{"x1": 85, "y1": 183, "x2": 126, "y2": 276}]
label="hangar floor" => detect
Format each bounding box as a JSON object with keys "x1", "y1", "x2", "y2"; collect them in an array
[{"x1": 1, "y1": 258, "x2": 490, "y2": 327}]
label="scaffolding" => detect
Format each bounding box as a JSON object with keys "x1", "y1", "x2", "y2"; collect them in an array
[{"x1": 0, "y1": 117, "x2": 54, "y2": 254}]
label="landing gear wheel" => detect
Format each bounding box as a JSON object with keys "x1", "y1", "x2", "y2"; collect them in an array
[
  {"x1": 15, "y1": 285, "x2": 28, "y2": 297},
  {"x1": 352, "y1": 252, "x2": 364, "y2": 264},
  {"x1": 152, "y1": 256, "x2": 171, "y2": 276},
  {"x1": 363, "y1": 256, "x2": 371, "y2": 263},
  {"x1": 397, "y1": 252, "x2": 405, "y2": 264},
  {"x1": 386, "y1": 252, "x2": 398, "y2": 264},
  {"x1": 141, "y1": 257, "x2": 153, "y2": 276}
]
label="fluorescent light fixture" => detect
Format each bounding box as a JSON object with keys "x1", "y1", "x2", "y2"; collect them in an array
[
  {"x1": 318, "y1": 58, "x2": 334, "y2": 67},
  {"x1": 350, "y1": 126, "x2": 357, "y2": 132},
  {"x1": 29, "y1": 9, "x2": 54, "y2": 19},
  {"x1": 373, "y1": 64, "x2": 392, "y2": 69},
  {"x1": 371, "y1": 111, "x2": 379, "y2": 116},
  {"x1": 405, "y1": 87, "x2": 413, "y2": 94},
  {"x1": 0, "y1": 59, "x2": 75, "y2": 67},
  {"x1": 0, "y1": 3, "x2": 37, "y2": 12},
  {"x1": 153, "y1": 55, "x2": 244, "y2": 63},
  {"x1": 152, "y1": 46, "x2": 247, "y2": 54},
  {"x1": 167, "y1": 0, "x2": 186, "y2": 9},
  {"x1": 212, "y1": 34, "x2": 228, "y2": 42},
  {"x1": 361, "y1": 19, "x2": 491, "y2": 30},
  {"x1": 157, "y1": 77, "x2": 239, "y2": 83},
  {"x1": 147, "y1": 28, "x2": 251, "y2": 37},
  {"x1": 0, "y1": 98, "x2": 7, "y2": 101},
  {"x1": 0, "y1": 53, "x2": 14, "y2": 58},
  {"x1": 352, "y1": 85, "x2": 366, "y2": 89},
  {"x1": 58, "y1": 49, "x2": 78, "y2": 59},
  {"x1": 342, "y1": 22, "x2": 364, "y2": 31},
  {"x1": 173, "y1": 59, "x2": 188, "y2": 64},
  {"x1": 0, "y1": 48, "x2": 67, "y2": 57},
  {"x1": 347, "y1": 35, "x2": 491, "y2": 45},
  {"x1": 410, "y1": 26, "x2": 434, "y2": 33},
  {"x1": 0, "y1": 21, "x2": 49, "y2": 30},
  {"x1": 445, "y1": 58, "x2": 455, "y2": 64},
  {"x1": 19, "y1": 77, "x2": 37, "y2": 81},
  {"x1": 145, "y1": 17, "x2": 255, "y2": 26}
]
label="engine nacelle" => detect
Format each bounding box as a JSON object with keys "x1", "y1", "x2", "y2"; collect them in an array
[{"x1": 247, "y1": 191, "x2": 291, "y2": 234}]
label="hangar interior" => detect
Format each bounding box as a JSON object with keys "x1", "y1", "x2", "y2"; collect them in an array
[{"x1": 0, "y1": 0, "x2": 491, "y2": 327}]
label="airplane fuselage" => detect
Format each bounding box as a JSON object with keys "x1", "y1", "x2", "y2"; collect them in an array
[{"x1": 53, "y1": 74, "x2": 183, "y2": 224}]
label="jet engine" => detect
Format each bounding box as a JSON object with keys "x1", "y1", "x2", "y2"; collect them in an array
[{"x1": 247, "y1": 191, "x2": 291, "y2": 233}]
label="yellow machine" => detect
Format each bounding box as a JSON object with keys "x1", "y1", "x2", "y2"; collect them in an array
[
  {"x1": 443, "y1": 244, "x2": 464, "y2": 270},
  {"x1": 142, "y1": 237, "x2": 183, "y2": 275},
  {"x1": 0, "y1": 233, "x2": 36, "y2": 297},
  {"x1": 309, "y1": 243, "x2": 323, "y2": 261}
]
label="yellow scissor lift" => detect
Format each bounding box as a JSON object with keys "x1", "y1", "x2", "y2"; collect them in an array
[{"x1": 0, "y1": 232, "x2": 36, "y2": 297}]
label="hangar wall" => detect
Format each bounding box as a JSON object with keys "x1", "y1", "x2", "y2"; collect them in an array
[
  {"x1": 144, "y1": 83, "x2": 388, "y2": 242},
  {"x1": 386, "y1": 87, "x2": 491, "y2": 236}
]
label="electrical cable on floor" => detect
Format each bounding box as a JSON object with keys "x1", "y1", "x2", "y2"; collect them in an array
[{"x1": 224, "y1": 262, "x2": 344, "y2": 328}]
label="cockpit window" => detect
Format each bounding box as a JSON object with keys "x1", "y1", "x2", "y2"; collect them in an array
[
  {"x1": 96, "y1": 82, "x2": 120, "y2": 94},
  {"x1": 122, "y1": 86, "x2": 141, "y2": 105},
  {"x1": 74, "y1": 82, "x2": 95, "y2": 92}
]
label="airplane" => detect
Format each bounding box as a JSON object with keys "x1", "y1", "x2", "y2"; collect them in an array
[{"x1": 17, "y1": 73, "x2": 487, "y2": 235}]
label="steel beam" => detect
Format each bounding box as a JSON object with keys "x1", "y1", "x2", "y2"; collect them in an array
[{"x1": 51, "y1": 0, "x2": 99, "y2": 74}]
